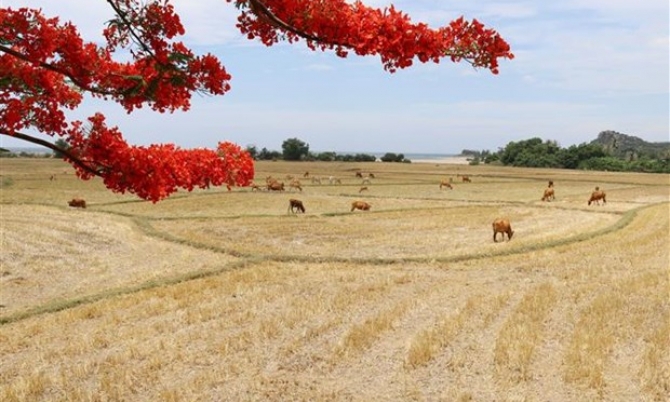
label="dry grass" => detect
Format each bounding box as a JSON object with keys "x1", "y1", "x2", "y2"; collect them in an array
[
  {"x1": 1, "y1": 158, "x2": 668, "y2": 401},
  {"x1": 495, "y1": 283, "x2": 558, "y2": 383}
]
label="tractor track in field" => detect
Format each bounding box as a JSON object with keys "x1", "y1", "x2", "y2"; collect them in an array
[{"x1": 0, "y1": 199, "x2": 655, "y2": 326}]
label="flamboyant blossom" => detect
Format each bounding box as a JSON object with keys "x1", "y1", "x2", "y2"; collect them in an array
[{"x1": 0, "y1": 0, "x2": 513, "y2": 202}]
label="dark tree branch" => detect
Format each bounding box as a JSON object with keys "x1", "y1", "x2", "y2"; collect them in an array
[
  {"x1": 0, "y1": 130, "x2": 103, "y2": 177},
  {"x1": 105, "y1": 0, "x2": 157, "y2": 58},
  {"x1": 247, "y1": 0, "x2": 331, "y2": 44}
]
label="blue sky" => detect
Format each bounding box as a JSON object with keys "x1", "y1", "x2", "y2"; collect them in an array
[{"x1": 2, "y1": 0, "x2": 669, "y2": 154}]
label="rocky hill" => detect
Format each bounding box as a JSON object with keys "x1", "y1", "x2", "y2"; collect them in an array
[{"x1": 591, "y1": 130, "x2": 669, "y2": 159}]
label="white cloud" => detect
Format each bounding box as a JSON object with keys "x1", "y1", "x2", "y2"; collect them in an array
[{"x1": 302, "y1": 64, "x2": 335, "y2": 71}]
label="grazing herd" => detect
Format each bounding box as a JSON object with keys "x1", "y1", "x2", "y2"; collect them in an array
[
  {"x1": 280, "y1": 176, "x2": 608, "y2": 243},
  {"x1": 62, "y1": 169, "x2": 609, "y2": 242}
]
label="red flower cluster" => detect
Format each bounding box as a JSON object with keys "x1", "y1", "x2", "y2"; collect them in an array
[
  {"x1": 232, "y1": 0, "x2": 514, "y2": 73},
  {"x1": 64, "y1": 114, "x2": 253, "y2": 202},
  {"x1": 1, "y1": 1, "x2": 512, "y2": 202}
]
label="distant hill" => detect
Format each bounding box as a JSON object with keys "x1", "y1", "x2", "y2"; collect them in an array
[{"x1": 591, "y1": 130, "x2": 670, "y2": 160}]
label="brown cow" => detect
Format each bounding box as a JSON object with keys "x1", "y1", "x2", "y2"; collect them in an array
[
  {"x1": 68, "y1": 198, "x2": 87, "y2": 209},
  {"x1": 492, "y1": 218, "x2": 514, "y2": 242},
  {"x1": 548, "y1": 180, "x2": 554, "y2": 188},
  {"x1": 359, "y1": 186, "x2": 368, "y2": 193},
  {"x1": 588, "y1": 188, "x2": 606, "y2": 205},
  {"x1": 289, "y1": 180, "x2": 303, "y2": 192},
  {"x1": 288, "y1": 199, "x2": 305, "y2": 214},
  {"x1": 351, "y1": 200, "x2": 371, "y2": 212},
  {"x1": 439, "y1": 180, "x2": 453, "y2": 190},
  {"x1": 461, "y1": 175, "x2": 471, "y2": 183},
  {"x1": 267, "y1": 181, "x2": 285, "y2": 191},
  {"x1": 355, "y1": 172, "x2": 363, "y2": 178},
  {"x1": 541, "y1": 187, "x2": 555, "y2": 201}
]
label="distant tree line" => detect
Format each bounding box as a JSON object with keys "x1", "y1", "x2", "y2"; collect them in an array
[
  {"x1": 5, "y1": 136, "x2": 394, "y2": 163},
  {"x1": 0, "y1": 149, "x2": 53, "y2": 158},
  {"x1": 245, "y1": 137, "x2": 408, "y2": 163},
  {"x1": 467, "y1": 135, "x2": 670, "y2": 173},
  {"x1": 1, "y1": 139, "x2": 70, "y2": 158}
]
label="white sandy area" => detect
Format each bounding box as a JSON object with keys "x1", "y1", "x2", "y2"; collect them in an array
[{"x1": 411, "y1": 156, "x2": 472, "y2": 165}]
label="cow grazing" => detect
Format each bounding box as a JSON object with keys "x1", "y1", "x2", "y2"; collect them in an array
[
  {"x1": 355, "y1": 172, "x2": 363, "y2": 178},
  {"x1": 368, "y1": 173, "x2": 375, "y2": 178},
  {"x1": 267, "y1": 181, "x2": 285, "y2": 192},
  {"x1": 461, "y1": 175, "x2": 472, "y2": 183},
  {"x1": 289, "y1": 180, "x2": 303, "y2": 192},
  {"x1": 492, "y1": 218, "x2": 514, "y2": 242},
  {"x1": 439, "y1": 180, "x2": 453, "y2": 190},
  {"x1": 588, "y1": 188, "x2": 606, "y2": 205},
  {"x1": 541, "y1": 187, "x2": 555, "y2": 201},
  {"x1": 288, "y1": 199, "x2": 305, "y2": 214},
  {"x1": 351, "y1": 200, "x2": 371, "y2": 212},
  {"x1": 68, "y1": 198, "x2": 87, "y2": 209}
]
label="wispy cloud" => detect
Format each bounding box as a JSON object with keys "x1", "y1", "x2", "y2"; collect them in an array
[{"x1": 302, "y1": 64, "x2": 335, "y2": 71}]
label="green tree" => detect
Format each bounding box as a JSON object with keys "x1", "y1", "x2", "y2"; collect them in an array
[
  {"x1": 500, "y1": 137, "x2": 561, "y2": 167},
  {"x1": 282, "y1": 138, "x2": 310, "y2": 161},
  {"x1": 380, "y1": 152, "x2": 408, "y2": 162},
  {"x1": 52, "y1": 138, "x2": 70, "y2": 159},
  {"x1": 257, "y1": 147, "x2": 281, "y2": 161},
  {"x1": 245, "y1": 145, "x2": 258, "y2": 160},
  {"x1": 557, "y1": 143, "x2": 606, "y2": 169},
  {"x1": 315, "y1": 151, "x2": 337, "y2": 161}
]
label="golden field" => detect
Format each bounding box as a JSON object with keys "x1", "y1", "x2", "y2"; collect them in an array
[{"x1": 1, "y1": 157, "x2": 669, "y2": 401}]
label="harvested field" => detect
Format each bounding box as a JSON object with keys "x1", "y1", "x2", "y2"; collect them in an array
[{"x1": 1, "y1": 158, "x2": 668, "y2": 401}]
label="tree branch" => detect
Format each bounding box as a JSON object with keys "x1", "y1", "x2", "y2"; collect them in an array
[
  {"x1": 104, "y1": 0, "x2": 158, "y2": 58},
  {"x1": 0, "y1": 130, "x2": 103, "y2": 177},
  {"x1": 246, "y1": 0, "x2": 479, "y2": 65},
  {"x1": 247, "y1": 0, "x2": 344, "y2": 45}
]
